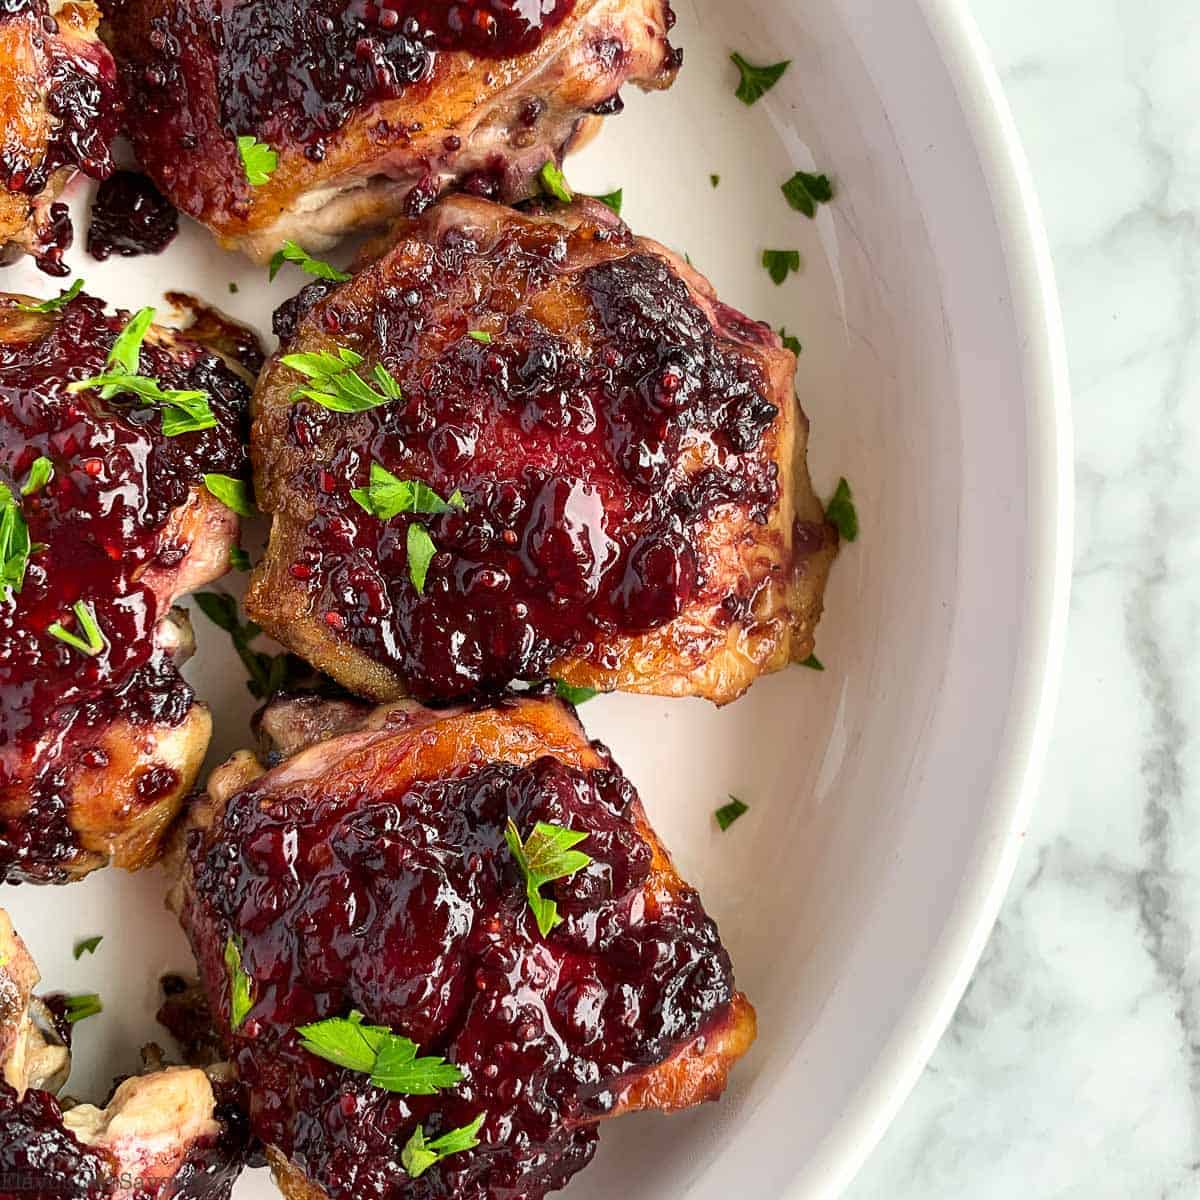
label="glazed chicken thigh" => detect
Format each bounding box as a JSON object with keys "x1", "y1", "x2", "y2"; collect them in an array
[
  {"x1": 171, "y1": 694, "x2": 755, "y2": 1200},
  {"x1": 248, "y1": 195, "x2": 836, "y2": 705},
  {"x1": 0, "y1": 0, "x2": 119, "y2": 273},
  {"x1": 0, "y1": 291, "x2": 250, "y2": 883},
  {"x1": 105, "y1": 0, "x2": 679, "y2": 261}
]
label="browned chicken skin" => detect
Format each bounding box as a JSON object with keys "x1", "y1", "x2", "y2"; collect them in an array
[{"x1": 104, "y1": 0, "x2": 679, "y2": 260}]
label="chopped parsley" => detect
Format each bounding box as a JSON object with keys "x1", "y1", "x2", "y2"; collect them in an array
[
  {"x1": 467, "y1": 330, "x2": 492, "y2": 344},
  {"x1": 731, "y1": 52, "x2": 790, "y2": 105},
  {"x1": 778, "y1": 327, "x2": 802, "y2": 356},
  {"x1": 20, "y1": 456, "x2": 53, "y2": 496},
  {"x1": 73, "y1": 935, "x2": 102, "y2": 959},
  {"x1": 193, "y1": 591, "x2": 301, "y2": 699},
  {"x1": 710, "y1": 174, "x2": 720, "y2": 188},
  {"x1": 825, "y1": 477, "x2": 859, "y2": 542},
  {"x1": 224, "y1": 936, "x2": 254, "y2": 1030},
  {"x1": 105, "y1": 307, "x2": 155, "y2": 379},
  {"x1": 539, "y1": 161, "x2": 573, "y2": 203},
  {"x1": 203, "y1": 473, "x2": 256, "y2": 517},
  {"x1": 781, "y1": 170, "x2": 834, "y2": 218},
  {"x1": 714, "y1": 796, "x2": 749, "y2": 831},
  {"x1": 228, "y1": 282, "x2": 239, "y2": 295},
  {"x1": 0, "y1": 483, "x2": 33, "y2": 599},
  {"x1": 268, "y1": 240, "x2": 351, "y2": 283},
  {"x1": 402, "y1": 1114, "x2": 486, "y2": 1179},
  {"x1": 406, "y1": 523, "x2": 437, "y2": 594},
  {"x1": 47, "y1": 601, "x2": 106, "y2": 657},
  {"x1": 799, "y1": 653, "x2": 824, "y2": 671},
  {"x1": 237, "y1": 135, "x2": 277, "y2": 186},
  {"x1": 591, "y1": 188, "x2": 623, "y2": 214},
  {"x1": 351, "y1": 463, "x2": 464, "y2": 521},
  {"x1": 762, "y1": 249, "x2": 801, "y2": 285},
  {"x1": 505, "y1": 820, "x2": 591, "y2": 937},
  {"x1": 15, "y1": 279, "x2": 84, "y2": 313},
  {"x1": 229, "y1": 545, "x2": 251, "y2": 572},
  {"x1": 64, "y1": 993, "x2": 102, "y2": 1024},
  {"x1": 280, "y1": 347, "x2": 401, "y2": 412},
  {"x1": 297, "y1": 1011, "x2": 464, "y2": 1095},
  {"x1": 553, "y1": 679, "x2": 598, "y2": 706}
]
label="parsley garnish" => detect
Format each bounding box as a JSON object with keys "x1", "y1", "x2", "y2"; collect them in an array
[
  {"x1": 296, "y1": 1011, "x2": 464, "y2": 1095},
  {"x1": 539, "y1": 161, "x2": 573, "y2": 203},
  {"x1": 715, "y1": 796, "x2": 748, "y2": 831},
  {"x1": 237, "y1": 135, "x2": 277, "y2": 186},
  {"x1": 105, "y1": 307, "x2": 154, "y2": 379},
  {"x1": 224, "y1": 936, "x2": 254, "y2": 1030},
  {"x1": 778, "y1": 328, "x2": 802, "y2": 357},
  {"x1": 203, "y1": 473, "x2": 256, "y2": 517},
  {"x1": 731, "y1": 52, "x2": 790, "y2": 105},
  {"x1": 351, "y1": 463, "x2": 464, "y2": 521},
  {"x1": 280, "y1": 348, "x2": 401, "y2": 412},
  {"x1": 73, "y1": 935, "x2": 102, "y2": 959},
  {"x1": 268, "y1": 240, "x2": 351, "y2": 283},
  {"x1": 591, "y1": 188, "x2": 622, "y2": 214},
  {"x1": 504, "y1": 820, "x2": 591, "y2": 937},
  {"x1": 15, "y1": 279, "x2": 84, "y2": 313},
  {"x1": 228, "y1": 282, "x2": 239, "y2": 295},
  {"x1": 781, "y1": 170, "x2": 834, "y2": 218},
  {"x1": 193, "y1": 591, "x2": 301, "y2": 699},
  {"x1": 229, "y1": 545, "x2": 251, "y2": 572},
  {"x1": 47, "y1": 600, "x2": 106, "y2": 657},
  {"x1": 407, "y1": 523, "x2": 437, "y2": 594},
  {"x1": 762, "y1": 250, "x2": 800, "y2": 285},
  {"x1": 710, "y1": 173, "x2": 720, "y2": 188},
  {"x1": 64, "y1": 993, "x2": 102, "y2": 1024},
  {"x1": 553, "y1": 679, "x2": 598, "y2": 706},
  {"x1": 825, "y1": 477, "x2": 859, "y2": 542},
  {"x1": 21, "y1": 456, "x2": 53, "y2": 496},
  {"x1": 402, "y1": 1114, "x2": 486, "y2": 1179},
  {"x1": 0, "y1": 483, "x2": 33, "y2": 599},
  {"x1": 800, "y1": 653, "x2": 824, "y2": 671},
  {"x1": 467, "y1": 330, "x2": 492, "y2": 344}
]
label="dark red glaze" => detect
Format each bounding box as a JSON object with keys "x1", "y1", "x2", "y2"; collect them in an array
[
  {"x1": 184, "y1": 751, "x2": 735, "y2": 1199},
  {"x1": 0, "y1": 0, "x2": 119, "y2": 195},
  {"x1": 280, "y1": 238, "x2": 779, "y2": 699},
  {"x1": 0, "y1": 1082, "x2": 114, "y2": 1199},
  {"x1": 0, "y1": 292, "x2": 248, "y2": 882},
  {"x1": 31, "y1": 201, "x2": 73, "y2": 277},
  {"x1": 87, "y1": 171, "x2": 179, "y2": 260}
]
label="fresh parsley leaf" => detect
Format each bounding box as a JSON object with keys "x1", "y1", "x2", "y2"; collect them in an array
[
  {"x1": 15, "y1": 279, "x2": 84, "y2": 313},
  {"x1": 351, "y1": 463, "x2": 463, "y2": 521},
  {"x1": 296, "y1": 1011, "x2": 464, "y2": 1095},
  {"x1": 731, "y1": 52, "x2": 790, "y2": 105},
  {"x1": 467, "y1": 330, "x2": 492, "y2": 344},
  {"x1": 800, "y1": 653, "x2": 824, "y2": 671},
  {"x1": 20, "y1": 456, "x2": 53, "y2": 496},
  {"x1": 237, "y1": 135, "x2": 277, "y2": 186},
  {"x1": 715, "y1": 796, "x2": 748, "y2": 831},
  {"x1": 229, "y1": 545, "x2": 251, "y2": 571},
  {"x1": 106, "y1": 307, "x2": 155, "y2": 380},
  {"x1": 69, "y1": 372, "x2": 217, "y2": 436},
  {"x1": 539, "y1": 161, "x2": 573, "y2": 203},
  {"x1": 762, "y1": 250, "x2": 800, "y2": 285},
  {"x1": 193, "y1": 591, "x2": 301, "y2": 698},
  {"x1": 73, "y1": 935, "x2": 102, "y2": 959},
  {"x1": 710, "y1": 173, "x2": 720, "y2": 188},
  {"x1": 825, "y1": 477, "x2": 859, "y2": 542},
  {"x1": 268, "y1": 240, "x2": 351, "y2": 283},
  {"x1": 0, "y1": 483, "x2": 33, "y2": 599},
  {"x1": 224, "y1": 936, "x2": 254, "y2": 1030},
  {"x1": 64, "y1": 993, "x2": 102, "y2": 1024},
  {"x1": 778, "y1": 327, "x2": 802, "y2": 357},
  {"x1": 553, "y1": 679, "x2": 598, "y2": 706},
  {"x1": 280, "y1": 347, "x2": 401, "y2": 412},
  {"x1": 504, "y1": 820, "x2": 591, "y2": 937},
  {"x1": 407, "y1": 523, "x2": 437, "y2": 594},
  {"x1": 781, "y1": 170, "x2": 834, "y2": 218},
  {"x1": 204, "y1": 473, "x2": 256, "y2": 517},
  {"x1": 47, "y1": 600, "x2": 106, "y2": 657},
  {"x1": 228, "y1": 282, "x2": 239, "y2": 294},
  {"x1": 591, "y1": 188, "x2": 622, "y2": 214},
  {"x1": 402, "y1": 1114, "x2": 486, "y2": 1179}
]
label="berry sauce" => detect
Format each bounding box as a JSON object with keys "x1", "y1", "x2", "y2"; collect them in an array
[
  {"x1": 183, "y1": 742, "x2": 736, "y2": 1199},
  {"x1": 0, "y1": 292, "x2": 248, "y2": 882},
  {"x1": 267, "y1": 215, "x2": 781, "y2": 699},
  {"x1": 87, "y1": 171, "x2": 179, "y2": 260},
  {"x1": 0, "y1": 0, "x2": 119, "y2": 196}
]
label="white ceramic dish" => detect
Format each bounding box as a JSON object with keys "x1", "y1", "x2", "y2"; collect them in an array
[{"x1": 0, "y1": 0, "x2": 1071, "y2": 1196}]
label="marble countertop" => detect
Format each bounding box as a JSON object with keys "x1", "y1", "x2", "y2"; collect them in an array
[{"x1": 850, "y1": 1, "x2": 1200, "y2": 1196}]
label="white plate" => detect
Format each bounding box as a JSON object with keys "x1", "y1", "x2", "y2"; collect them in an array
[{"x1": 0, "y1": 0, "x2": 1071, "y2": 1196}]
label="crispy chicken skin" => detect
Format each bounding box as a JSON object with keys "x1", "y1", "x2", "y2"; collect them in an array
[
  {"x1": 0, "y1": 0, "x2": 119, "y2": 272},
  {"x1": 170, "y1": 694, "x2": 755, "y2": 1200},
  {"x1": 0, "y1": 292, "x2": 251, "y2": 883},
  {"x1": 247, "y1": 195, "x2": 836, "y2": 706},
  {"x1": 104, "y1": 0, "x2": 679, "y2": 261}
]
